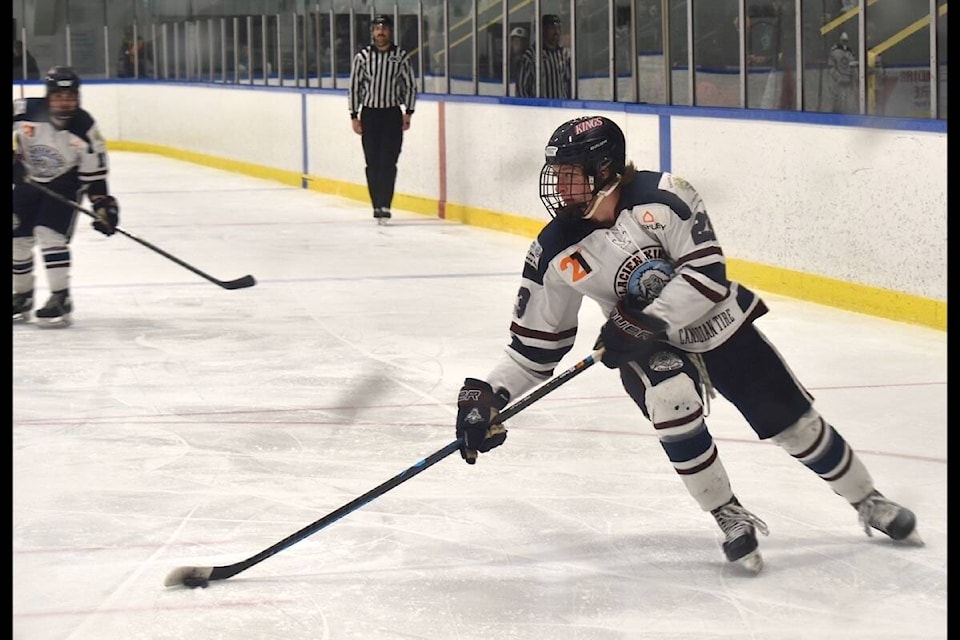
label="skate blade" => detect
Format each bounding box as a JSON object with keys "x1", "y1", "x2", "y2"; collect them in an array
[
  {"x1": 13, "y1": 312, "x2": 31, "y2": 323},
  {"x1": 734, "y1": 549, "x2": 764, "y2": 575},
  {"x1": 900, "y1": 528, "x2": 925, "y2": 546},
  {"x1": 35, "y1": 314, "x2": 72, "y2": 328},
  {"x1": 377, "y1": 218, "x2": 387, "y2": 226}
]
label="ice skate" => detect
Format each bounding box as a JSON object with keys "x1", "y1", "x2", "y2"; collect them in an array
[
  {"x1": 13, "y1": 290, "x2": 34, "y2": 323},
  {"x1": 711, "y1": 497, "x2": 769, "y2": 574},
  {"x1": 855, "y1": 490, "x2": 923, "y2": 545},
  {"x1": 35, "y1": 289, "x2": 72, "y2": 328},
  {"x1": 373, "y1": 207, "x2": 385, "y2": 225}
]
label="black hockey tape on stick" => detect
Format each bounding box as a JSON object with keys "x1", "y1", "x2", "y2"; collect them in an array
[
  {"x1": 22, "y1": 178, "x2": 256, "y2": 290},
  {"x1": 163, "y1": 347, "x2": 604, "y2": 588}
]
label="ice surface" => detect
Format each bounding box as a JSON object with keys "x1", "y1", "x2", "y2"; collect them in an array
[{"x1": 13, "y1": 152, "x2": 946, "y2": 640}]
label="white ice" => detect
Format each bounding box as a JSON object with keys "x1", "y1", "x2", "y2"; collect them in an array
[{"x1": 13, "y1": 152, "x2": 947, "y2": 640}]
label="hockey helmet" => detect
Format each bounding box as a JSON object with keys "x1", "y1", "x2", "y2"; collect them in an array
[
  {"x1": 44, "y1": 65, "x2": 81, "y2": 125},
  {"x1": 539, "y1": 115, "x2": 626, "y2": 219}
]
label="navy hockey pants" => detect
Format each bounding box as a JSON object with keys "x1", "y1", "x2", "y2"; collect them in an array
[{"x1": 619, "y1": 324, "x2": 814, "y2": 440}]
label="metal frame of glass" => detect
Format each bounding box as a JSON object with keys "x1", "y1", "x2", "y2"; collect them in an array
[{"x1": 10, "y1": 0, "x2": 946, "y2": 119}]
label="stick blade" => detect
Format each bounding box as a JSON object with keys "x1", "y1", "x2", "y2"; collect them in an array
[
  {"x1": 164, "y1": 565, "x2": 214, "y2": 587},
  {"x1": 221, "y1": 275, "x2": 256, "y2": 290}
]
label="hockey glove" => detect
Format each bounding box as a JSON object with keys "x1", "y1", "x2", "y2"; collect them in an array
[
  {"x1": 456, "y1": 378, "x2": 510, "y2": 464},
  {"x1": 597, "y1": 299, "x2": 667, "y2": 369},
  {"x1": 91, "y1": 195, "x2": 119, "y2": 236}
]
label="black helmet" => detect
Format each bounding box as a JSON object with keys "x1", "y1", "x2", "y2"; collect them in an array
[
  {"x1": 45, "y1": 65, "x2": 81, "y2": 95},
  {"x1": 371, "y1": 14, "x2": 393, "y2": 29},
  {"x1": 539, "y1": 116, "x2": 626, "y2": 219},
  {"x1": 44, "y1": 66, "x2": 81, "y2": 125}
]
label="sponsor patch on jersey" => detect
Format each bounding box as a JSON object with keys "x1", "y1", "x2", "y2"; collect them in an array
[
  {"x1": 649, "y1": 350, "x2": 683, "y2": 372},
  {"x1": 22, "y1": 124, "x2": 35, "y2": 138},
  {"x1": 525, "y1": 240, "x2": 543, "y2": 270},
  {"x1": 659, "y1": 173, "x2": 702, "y2": 219},
  {"x1": 640, "y1": 209, "x2": 666, "y2": 231}
]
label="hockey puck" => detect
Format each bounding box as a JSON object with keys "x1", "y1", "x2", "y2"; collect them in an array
[{"x1": 182, "y1": 576, "x2": 210, "y2": 589}]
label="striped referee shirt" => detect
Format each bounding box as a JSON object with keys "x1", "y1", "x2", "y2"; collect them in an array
[
  {"x1": 348, "y1": 44, "x2": 418, "y2": 117},
  {"x1": 516, "y1": 45, "x2": 571, "y2": 99}
]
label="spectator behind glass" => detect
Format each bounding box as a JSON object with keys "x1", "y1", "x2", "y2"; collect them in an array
[
  {"x1": 117, "y1": 26, "x2": 153, "y2": 78},
  {"x1": 508, "y1": 26, "x2": 529, "y2": 88},
  {"x1": 13, "y1": 40, "x2": 40, "y2": 80},
  {"x1": 828, "y1": 31, "x2": 858, "y2": 113}
]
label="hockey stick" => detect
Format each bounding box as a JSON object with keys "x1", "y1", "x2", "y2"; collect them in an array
[
  {"x1": 164, "y1": 347, "x2": 604, "y2": 588},
  {"x1": 23, "y1": 178, "x2": 256, "y2": 290}
]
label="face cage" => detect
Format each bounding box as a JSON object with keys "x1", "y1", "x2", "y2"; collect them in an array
[{"x1": 538, "y1": 163, "x2": 596, "y2": 219}]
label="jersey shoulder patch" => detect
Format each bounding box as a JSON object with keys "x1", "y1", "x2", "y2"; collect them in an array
[
  {"x1": 656, "y1": 172, "x2": 702, "y2": 220},
  {"x1": 522, "y1": 218, "x2": 595, "y2": 283}
]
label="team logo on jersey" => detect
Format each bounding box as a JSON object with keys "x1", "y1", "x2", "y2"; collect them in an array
[
  {"x1": 649, "y1": 350, "x2": 683, "y2": 372},
  {"x1": 22, "y1": 124, "x2": 35, "y2": 138},
  {"x1": 615, "y1": 257, "x2": 674, "y2": 304},
  {"x1": 27, "y1": 145, "x2": 68, "y2": 179},
  {"x1": 605, "y1": 225, "x2": 632, "y2": 251}
]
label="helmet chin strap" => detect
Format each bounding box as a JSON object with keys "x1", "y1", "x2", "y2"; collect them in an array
[{"x1": 582, "y1": 176, "x2": 621, "y2": 220}]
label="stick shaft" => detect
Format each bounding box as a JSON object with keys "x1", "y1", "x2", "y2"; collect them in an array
[
  {"x1": 22, "y1": 179, "x2": 256, "y2": 290},
  {"x1": 199, "y1": 348, "x2": 603, "y2": 582}
]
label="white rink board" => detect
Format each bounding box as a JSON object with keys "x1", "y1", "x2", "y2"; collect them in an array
[{"x1": 11, "y1": 82, "x2": 946, "y2": 301}]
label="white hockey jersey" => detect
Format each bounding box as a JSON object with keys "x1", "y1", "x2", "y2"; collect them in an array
[
  {"x1": 12, "y1": 97, "x2": 109, "y2": 194},
  {"x1": 485, "y1": 169, "x2": 768, "y2": 402}
]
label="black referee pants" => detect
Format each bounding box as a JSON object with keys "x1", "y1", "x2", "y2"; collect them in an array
[{"x1": 360, "y1": 106, "x2": 403, "y2": 211}]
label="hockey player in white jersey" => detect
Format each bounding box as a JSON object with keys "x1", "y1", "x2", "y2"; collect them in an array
[
  {"x1": 13, "y1": 66, "x2": 120, "y2": 326},
  {"x1": 455, "y1": 115, "x2": 920, "y2": 573}
]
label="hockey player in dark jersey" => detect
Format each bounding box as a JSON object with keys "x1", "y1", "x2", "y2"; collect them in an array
[
  {"x1": 13, "y1": 66, "x2": 120, "y2": 327},
  {"x1": 455, "y1": 115, "x2": 920, "y2": 573}
]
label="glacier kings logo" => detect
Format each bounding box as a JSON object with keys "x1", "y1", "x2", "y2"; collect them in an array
[{"x1": 614, "y1": 253, "x2": 674, "y2": 304}]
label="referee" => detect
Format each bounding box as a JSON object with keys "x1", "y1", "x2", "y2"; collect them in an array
[
  {"x1": 516, "y1": 14, "x2": 571, "y2": 99},
  {"x1": 348, "y1": 14, "x2": 418, "y2": 224}
]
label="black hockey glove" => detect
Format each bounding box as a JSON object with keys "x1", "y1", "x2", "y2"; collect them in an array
[
  {"x1": 92, "y1": 195, "x2": 120, "y2": 236},
  {"x1": 597, "y1": 299, "x2": 667, "y2": 369},
  {"x1": 456, "y1": 378, "x2": 510, "y2": 464}
]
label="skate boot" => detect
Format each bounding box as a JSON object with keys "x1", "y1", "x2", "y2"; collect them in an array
[
  {"x1": 13, "y1": 290, "x2": 34, "y2": 323},
  {"x1": 373, "y1": 207, "x2": 384, "y2": 224},
  {"x1": 711, "y1": 496, "x2": 769, "y2": 574},
  {"x1": 35, "y1": 289, "x2": 73, "y2": 328},
  {"x1": 855, "y1": 490, "x2": 922, "y2": 544}
]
